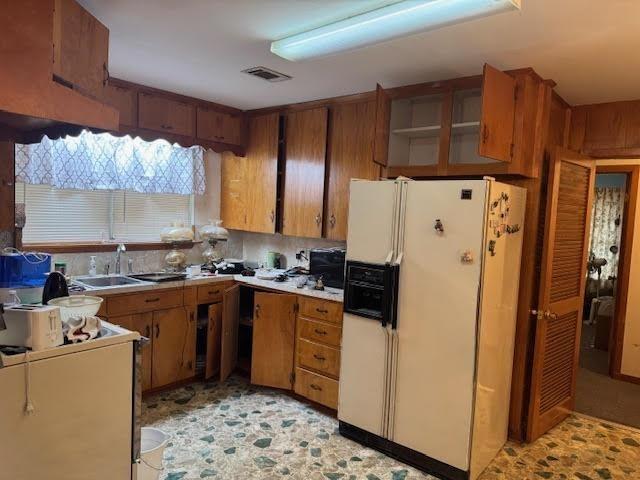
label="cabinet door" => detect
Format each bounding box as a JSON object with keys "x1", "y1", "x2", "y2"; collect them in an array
[
  {"x1": 251, "y1": 293, "x2": 297, "y2": 389},
  {"x1": 282, "y1": 107, "x2": 328, "y2": 238},
  {"x1": 197, "y1": 107, "x2": 243, "y2": 146},
  {"x1": 220, "y1": 151, "x2": 247, "y2": 230},
  {"x1": 205, "y1": 302, "x2": 222, "y2": 380},
  {"x1": 104, "y1": 83, "x2": 137, "y2": 128},
  {"x1": 220, "y1": 284, "x2": 240, "y2": 382},
  {"x1": 478, "y1": 63, "x2": 516, "y2": 162},
  {"x1": 325, "y1": 101, "x2": 380, "y2": 241},
  {"x1": 52, "y1": 0, "x2": 109, "y2": 99},
  {"x1": 373, "y1": 84, "x2": 391, "y2": 166},
  {"x1": 138, "y1": 92, "x2": 195, "y2": 137},
  {"x1": 111, "y1": 313, "x2": 153, "y2": 391},
  {"x1": 245, "y1": 113, "x2": 279, "y2": 233},
  {"x1": 151, "y1": 307, "x2": 192, "y2": 388}
]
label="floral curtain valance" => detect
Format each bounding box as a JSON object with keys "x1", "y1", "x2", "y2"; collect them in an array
[{"x1": 15, "y1": 130, "x2": 205, "y2": 195}]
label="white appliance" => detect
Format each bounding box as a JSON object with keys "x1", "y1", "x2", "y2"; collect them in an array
[
  {"x1": 0, "y1": 323, "x2": 144, "y2": 480},
  {"x1": 0, "y1": 304, "x2": 64, "y2": 350},
  {"x1": 338, "y1": 178, "x2": 526, "y2": 480}
]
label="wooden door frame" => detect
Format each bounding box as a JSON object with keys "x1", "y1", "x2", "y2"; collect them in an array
[{"x1": 594, "y1": 165, "x2": 640, "y2": 384}]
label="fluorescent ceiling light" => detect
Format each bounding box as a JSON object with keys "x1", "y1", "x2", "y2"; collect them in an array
[{"x1": 271, "y1": 0, "x2": 521, "y2": 61}]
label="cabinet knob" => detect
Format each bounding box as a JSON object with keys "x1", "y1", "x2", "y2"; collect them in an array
[
  {"x1": 315, "y1": 213, "x2": 322, "y2": 226},
  {"x1": 329, "y1": 214, "x2": 336, "y2": 228}
]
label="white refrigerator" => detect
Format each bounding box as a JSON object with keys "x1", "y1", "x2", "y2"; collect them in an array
[{"x1": 338, "y1": 178, "x2": 525, "y2": 480}]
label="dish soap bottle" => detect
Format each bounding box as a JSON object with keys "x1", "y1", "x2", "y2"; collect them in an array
[{"x1": 89, "y1": 256, "x2": 97, "y2": 276}]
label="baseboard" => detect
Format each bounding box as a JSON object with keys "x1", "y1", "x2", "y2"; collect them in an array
[
  {"x1": 612, "y1": 372, "x2": 640, "y2": 385},
  {"x1": 338, "y1": 421, "x2": 469, "y2": 480}
]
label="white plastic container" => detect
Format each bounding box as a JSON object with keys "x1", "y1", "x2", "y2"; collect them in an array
[{"x1": 137, "y1": 427, "x2": 169, "y2": 480}]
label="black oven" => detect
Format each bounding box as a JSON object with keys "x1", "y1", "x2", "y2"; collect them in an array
[
  {"x1": 344, "y1": 260, "x2": 400, "y2": 328},
  {"x1": 309, "y1": 248, "x2": 346, "y2": 289}
]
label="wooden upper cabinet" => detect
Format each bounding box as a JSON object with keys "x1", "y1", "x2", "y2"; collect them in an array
[
  {"x1": 197, "y1": 108, "x2": 243, "y2": 146},
  {"x1": 104, "y1": 83, "x2": 137, "y2": 128},
  {"x1": 478, "y1": 63, "x2": 517, "y2": 162},
  {"x1": 282, "y1": 107, "x2": 328, "y2": 238},
  {"x1": 251, "y1": 292, "x2": 297, "y2": 390},
  {"x1": 244, "y1": 113, "x2": 280, "y2": 233},
  {"x1": 221, "y1": 151, "x2": 248, "y2": 230},
  {"x1": 53, "y1": 0, "x2": 109, "y2": 100},
  {"x1": 138, "y1": 92, "x2": 195, "y2": 137},
  {"x1": 373, "y1": 84, "x2": 392, "y2": 166},
  {"x1": 325, "y1": 101, "x2": 380, "y2": 241}
]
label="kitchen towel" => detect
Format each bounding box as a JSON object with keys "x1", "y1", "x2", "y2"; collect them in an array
[{"x1": 64, "y1": 315, "x2": 102, "y2": 343}]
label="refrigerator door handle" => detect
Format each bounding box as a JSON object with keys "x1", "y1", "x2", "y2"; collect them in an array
[{"x1": 382, "y1": 262, "x2": 401, "y2": 331}]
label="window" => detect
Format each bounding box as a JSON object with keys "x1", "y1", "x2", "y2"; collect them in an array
[{"x1": 16, "y1": 183, "x2": 193, "y2": 244}]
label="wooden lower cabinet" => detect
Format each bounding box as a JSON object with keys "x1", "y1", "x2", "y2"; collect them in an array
[{"x1": 152, "y1": 307, "x2": 195, "y2": 388}]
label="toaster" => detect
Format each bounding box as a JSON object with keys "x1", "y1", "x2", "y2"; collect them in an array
[{"x1": 0, "y1": 304, "x2": 64, "y2": 351}]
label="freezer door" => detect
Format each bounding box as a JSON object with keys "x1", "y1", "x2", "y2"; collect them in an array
[
  {"x1": 339, "y1": 179, "x2": 400, "y2": 436},
  {"x1": 390, "y1": 180, "x2": 488, "y2": 471}
]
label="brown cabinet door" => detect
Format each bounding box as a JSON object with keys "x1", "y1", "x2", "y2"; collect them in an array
[
  {"x1": 325, "y1": 101, "x2": 379, "y2": 240},
  {"x1": 205, "y1": 302, "x2": 222, "y2": 380},
  {"x1": 373, "y1": 83, "x2": 391, "y2": 166},
  {"x1": 151, "y1": 307, "x2": 192, "y2": 388},
  {"x1": 220, "y1": 284, "x2": 240, "y2": 382},
  {"x1": 251, "y1": 293, "x2": 297, "y2": 389},
  {"x1": 244, "y1": 113, "x2": 279, "y2": 233},
  {"x1": 282, "y1": 107, "x2": 328, "y2": 238},
  {"x1": 221, "y1": 151, "x2": 247, "y2": 230},
  {"x1": 478, "y1": 63, "x2": 516, "y2": 162},
  {"x1": 197, "y1": 108, "x2": 243, "y2": 146},
  {"x1": 138, "y1": 92, "x2": 195, "y2": 137},
  {"x1": 52, "y1": 0, "x2": 109, "y2": 99},
  {"x1": 104, "y1": 83, "x2": 137, "y2": 128},
  {"x1": 527, "y1": 147, "x2": 595, "y2": 441},
  {"x1": 111, "y1": 313, "x2": 153, "y2": 391}
]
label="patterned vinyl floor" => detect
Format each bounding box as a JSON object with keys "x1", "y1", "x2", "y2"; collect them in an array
[{"x1": 142, "y1": 376, "x2": 640, "y2": 480}]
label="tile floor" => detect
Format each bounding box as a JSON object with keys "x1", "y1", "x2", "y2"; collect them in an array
[{"x1": 142, "y1": 376, "x2": 640, "y2": 480}]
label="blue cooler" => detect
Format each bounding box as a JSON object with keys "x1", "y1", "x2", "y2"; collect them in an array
[{"x1": 0, "y1": 252, "x2": 51, "y2": 303}]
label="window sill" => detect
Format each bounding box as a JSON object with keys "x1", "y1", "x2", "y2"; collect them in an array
[{"x1": 23, "y1": 241, "x2": 201, "y2": 254}]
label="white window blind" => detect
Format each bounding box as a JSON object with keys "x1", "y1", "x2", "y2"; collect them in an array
[{"x1": 16, "y1": 182, "x2": 193, "y2": 244}]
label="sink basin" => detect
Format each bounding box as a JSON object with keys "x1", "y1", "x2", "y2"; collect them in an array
[{"x1": 74, "y1": 275, "x2": 145, "y2": 288}]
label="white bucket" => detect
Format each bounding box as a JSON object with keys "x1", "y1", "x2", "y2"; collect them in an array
[{"x1": 137, "y1": 427, "x2": 169, "y2": 480}]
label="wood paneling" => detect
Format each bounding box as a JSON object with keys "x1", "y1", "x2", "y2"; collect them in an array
[
  {"x1": 138, "y1": 92, "x2": 195, "y2": 137},
  {"x1": 104, "y1": 83, "x2": 136, "y2": 128},
  {"x1": 373, "y1": 84, "x2": 391, "y2": 166},
  {"x1": 220, "y1": 152, "x2": 248, "y2": 230},
  {"x1": 220, "y1": 284, "x2": 239, "y2": 382},
  {"x1": 0, "y1": 142, "x2": 15, "y2": 232},
  {"x1": 205, "y1": 303, "x2": 222, "y2": 380},
  {"x1": 298, "y1": 297, "x2": 343, "y2": 324},
  {"x1": 294, "y1": 367, "x2": 339, "y2": 410},
  {"x1": 52, "y1": 0, "x2": 109, "y2": 100},
  {"x1": 479, "y1": 63, "x2": 516, "y2": 162},
  {"x1": 527, "y1": 148, "x2": 595, "y2": 442},
  {"x1": 151, "y1": 307, "x2": 193, "y2": 388},
  {"x1": 282, "y1": 107, "x2": 328, "y2": 238},
  {"x1": 325, "y1": 101, "x2": 380, "y2": 240},
  {"x1": 251, "y1": 292, "x2": 297, "y2": 389},
  {"x1": 106, "y1": 288, "x2": 183, "y2": 317},
  {"x1": 244, "y1": 113, "x2": 279, "y2": 233},
  {"x1": 297, "y1": 338, "x2": 340, "y2": 379}
]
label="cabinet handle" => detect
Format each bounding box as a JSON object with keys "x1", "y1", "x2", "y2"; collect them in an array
[
  {"x1": 482, "y1": 124, "x2": 489, "y2": 143},
  {"x1": 145, "y1": 297, "x2": 160, "y2": 303},
  {"x1": 102, "y1": 62, "x2": 109, "y2": 86},
  {"x1": 208, "y1": 290, "x2": 220, "y2": 295},
  {"x1": 315, "y1": 213, "x2": 322, "y2": 226},
  {"x1": 316, "y1": 308, "x2": 329, "y2": 314},
  {"x1": 329, "y1": 214, "x2": 336, "y2": 228},
  {"x1": 270, "y1": 210, "x2": 275, "y2": 223},
  {"x1": 314, "y1": 329, "x2": 327, "y2": 336},
  {"x1": 310, "y1": 384, "x2": 322, "y2": 391},
  {"x1": 145, "y1": 325, "x2": 151, "y2": 338},
  {"x1": 313, "y1": 354, "x2": 326, "y2": 362},
  {"x1": 161, "y1": 124, "x2": 174, "y2": 130},
  {"x1": 255, "y1": 304, "x2": 261, "y2": 319},
  {"x1": 155, "y1": 324, "x2": 160, "y2": 339}
]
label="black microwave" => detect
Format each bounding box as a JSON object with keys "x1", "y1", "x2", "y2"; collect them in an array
[{"x1": 309, "y1": 248, "x2": 346, "y2": 289}]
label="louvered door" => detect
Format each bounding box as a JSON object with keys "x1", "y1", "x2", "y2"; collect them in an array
[{"x1": 527, "y1": 147, "x2": 595, "y2": 441}]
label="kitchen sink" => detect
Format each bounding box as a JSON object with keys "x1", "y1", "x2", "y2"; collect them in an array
[{"x1": 73, "y1": 275, "x2": 146, "y2": 289}]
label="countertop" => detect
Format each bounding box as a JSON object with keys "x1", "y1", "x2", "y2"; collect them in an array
[{"x1": 72, "y1": 274, "x2": 344, "y2": 303}]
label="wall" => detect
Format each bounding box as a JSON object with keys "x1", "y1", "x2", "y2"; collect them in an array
[{"x1": 596, "y1": 159, "x2": 640, "y2": 379}]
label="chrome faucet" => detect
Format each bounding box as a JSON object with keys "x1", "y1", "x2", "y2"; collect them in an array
[{"x1": 115, "y1": 243, "x2": 126, "y2": 275}]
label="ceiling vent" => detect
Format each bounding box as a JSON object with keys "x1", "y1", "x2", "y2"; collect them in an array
[{"x1": 242, "y1": 66, "x2": 292, "y2": 83}]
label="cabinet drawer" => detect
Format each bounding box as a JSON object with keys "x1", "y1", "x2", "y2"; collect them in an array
[
  {"x1": 294, "y1": 368, "x2": 338, "y2": 410},
  {"x1": 297, "y1": 338, "x2": 340, "y2": 378},
  {"x1": 106, "y1": 288, "x2": 183, "y2": 316},
  {"x1": 138, "y1": 92, "x2": 195, "y2": 137},
  {"x1": 298, "y1": 297, "x2": 343, "y2": 324},
  {"x1": 196, "y1": 283, "x2": 227, "y2": 304},
  {"x1": 298, "y1": 317, "x2": 341, "y2": 347}
]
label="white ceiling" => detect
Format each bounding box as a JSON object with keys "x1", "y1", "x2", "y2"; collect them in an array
[{"x1": 80, "y1": 0, "x2": 640, "y2": 110}]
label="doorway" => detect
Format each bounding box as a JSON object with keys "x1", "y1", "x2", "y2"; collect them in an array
[{"x1": 574, "y1": 169, "x2": 640, "y2": 428}]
